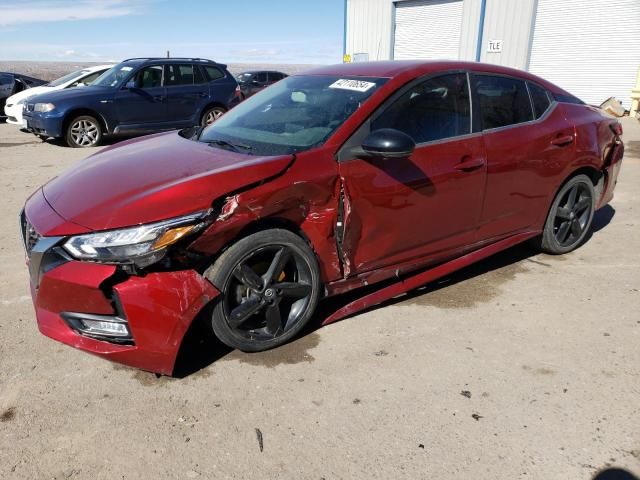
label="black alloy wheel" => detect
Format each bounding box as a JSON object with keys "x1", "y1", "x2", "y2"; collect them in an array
[
  {"x1": 206, "y1": 229, "x2": 321, "y2": 351},
  {"x1": 537, "y1": 174, "x2": 596, "y2": 254}
]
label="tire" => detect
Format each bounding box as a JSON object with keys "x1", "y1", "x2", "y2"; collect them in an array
[
  {"x1": 204, "y1": 229, "x2": 321, "y2": 352},
  {"x1": 535, "y1": 174, "x2": 596, "y2": 254},
  {"x1": 201, "y1": 106, "x2": 227, "y2": 126},
  {"x1": 65, "y1": 115, "x2": 102, "y2": 148}
]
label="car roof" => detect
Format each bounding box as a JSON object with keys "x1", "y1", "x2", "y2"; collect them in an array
[
  {"x1": 121, "y1": 57, "x2": 224, "y2": 67},
  {"x1": 301, "y1": 60, "x2": 568, "y2": 94}
]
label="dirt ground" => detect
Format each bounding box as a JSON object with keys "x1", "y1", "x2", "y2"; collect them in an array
[{"x1": 0, "y1": 119, "x2": 639, "y2": 480}]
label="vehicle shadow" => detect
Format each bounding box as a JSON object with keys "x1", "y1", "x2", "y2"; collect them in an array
[
  {"x1": 593, "y1": 468, "x2": 640, "y2": 480},
  {"x1": 172, "y1": 204, "x2": 617, "y2": 377}
]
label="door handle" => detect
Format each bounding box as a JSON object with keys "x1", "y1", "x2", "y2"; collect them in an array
[
  {"x1": 199, "y1": 92, "x2": 208, "y2": 98},
  {"x1": 152, "y1": 95, "x2": 166, "y2": 102},
  {"x1": 551, "y1": 134, "x2": 574, "y2": 146},
  {"x1": 455, "y1": 156, "x2": 485, "y2": 172}
]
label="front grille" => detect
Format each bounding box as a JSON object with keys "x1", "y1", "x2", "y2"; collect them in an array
[
  {"x1": 8, "y1": 116, "x2": 17, "y2": 122},
  {"x1": 20, "y1": 210, "x2": 40, "y2": 255}
]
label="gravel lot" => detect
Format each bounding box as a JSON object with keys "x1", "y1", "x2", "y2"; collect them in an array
[{"x1": 0, "y1": 120, "x2": 639, "y2": 479}]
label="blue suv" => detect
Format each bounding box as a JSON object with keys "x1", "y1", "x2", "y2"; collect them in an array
[{"x1": 23, "y1": 58, "x2": 239, "y2": 147}]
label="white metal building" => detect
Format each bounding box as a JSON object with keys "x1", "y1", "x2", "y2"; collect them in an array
[{"x1": 344, "y1": 0, "x2": 640, "y2": 108}]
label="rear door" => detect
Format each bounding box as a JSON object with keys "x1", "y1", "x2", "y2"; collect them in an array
[
  {"x1": 472, "y1": 74, "x2": 575, "y2": 241},
  {"x1": 338, "y1": 73, "x2": 487, "y2": 274},
  {"x1": 113, "y1": 64, "x2": 167, "y2": 126},
  {"x1": 164, "y1": 63, "x2": 208, "y2": 124}
]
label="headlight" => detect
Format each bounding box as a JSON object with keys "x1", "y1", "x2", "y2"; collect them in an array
[
  {"x1": 63, "y1": 212, "x2": 208, "y2": 268},
  {"x1": 34, "y1": 102, "x2": 55, "y2": 113}
]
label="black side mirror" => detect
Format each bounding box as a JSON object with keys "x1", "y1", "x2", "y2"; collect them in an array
[
  {"x1": 361, "y1": 128, "x2": 415, "y2": 158},
  {"x1": 251, "y1": 80, "x2": 260, "y2": 86}
]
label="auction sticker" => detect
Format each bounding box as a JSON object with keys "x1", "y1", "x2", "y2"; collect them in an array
[{"x1": 329, "y1": 79, "x2": 376, "y2": 92}]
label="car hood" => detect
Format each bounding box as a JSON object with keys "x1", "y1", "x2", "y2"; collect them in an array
[
  {"x1": 6, "y1": 85, "x2": 55, "y2": 105},
  {"x1": 28, "y1": 85, "x2": 113, "y2": 104},
  {"x1": 42, "y1": 130, "x2": 294, "y2": 231}
]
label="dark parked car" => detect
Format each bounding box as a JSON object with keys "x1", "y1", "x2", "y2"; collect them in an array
[
  {"x1": 22, "y1": 58, "x2": 239, "y2": 147},
  {"x1": 22, "y1": 61, "x2": 623, "y2": 375},
  {"x1": 0, "y1": 72, "x2": 46, "y2": 116},
  {"x1": 236, "y1": 70, "x2": 287, "y2": 99}
]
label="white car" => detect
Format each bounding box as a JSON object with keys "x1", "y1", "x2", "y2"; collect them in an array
[{"x1": 3, "y1": 64, "x2": 113, "y2": 127}]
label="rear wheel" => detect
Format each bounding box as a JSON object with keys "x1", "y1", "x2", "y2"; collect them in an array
[
  {"x1": 65, "y1": 115, "x2": 102, "y2": 148},
  {"x1": 205, "y1": 229, "x2": 321, "y2": 352},
  {"x1": 536, "y1": 174, "x2": 596, "y2": 254},
  {"x1": 201, "y1": 106, "x2": 226, "y2": 126}
]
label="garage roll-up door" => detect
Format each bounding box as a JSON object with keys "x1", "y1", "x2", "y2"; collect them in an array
[
  {"x1": 529, "y1": 0, "x2": 640, "y2": 109},
  {"x1": 393, "y1": 0, "x2": 463, "y2": 60}
]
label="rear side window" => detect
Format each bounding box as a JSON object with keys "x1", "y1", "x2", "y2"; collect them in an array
[
  {"x1": 372, "y1": 73, "x2": 471, "y2": 143},
  {"x1": 473, "y1": 75, "x2": 533, "y2": 130},
  {"x1": 165, "y1": 64, "x2": 194, "y2": 86},
  {"x1": 528, "y1": 82, "x2": 551, "y2": 119},
  {"x1": 0, "y1": 74, "x2": 13, "y2": 86},
  {"x1": 203, "y1": 66, "x2": 224, "y2": 81}
]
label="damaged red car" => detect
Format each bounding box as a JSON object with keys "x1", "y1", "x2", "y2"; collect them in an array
[{"x1": 22, "y1": 61, "x2": 624, "y2": 375}]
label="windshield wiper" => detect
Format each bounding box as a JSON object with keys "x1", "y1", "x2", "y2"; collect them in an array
[{"x1": 204, "y1": 138, "x2": 253, "y2": 153}]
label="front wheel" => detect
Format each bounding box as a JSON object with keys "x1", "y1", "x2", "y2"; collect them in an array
[
  {"x1": 65, "y1": 115, "x2": 102, "y2": 148},
  {"x1": 205, "y1": 229, "x2": 321, "y2": 352},
  {"x1": 536, "y1": 174, "x2": 596, "y2": 254}
]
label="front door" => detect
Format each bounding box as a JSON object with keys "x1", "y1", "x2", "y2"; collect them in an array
[
  {"x1": 338, "y1": 73, "x2": 487, "y2": 275},
  {"x1": 114, "y1": 64, "x2": 167, "y2": 126}
]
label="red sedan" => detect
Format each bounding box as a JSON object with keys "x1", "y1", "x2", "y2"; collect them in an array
[{"x1": 21, "y1": 61, "x2": 624, "y2": 374}]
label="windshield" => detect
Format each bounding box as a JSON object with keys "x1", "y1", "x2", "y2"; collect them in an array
[
  {"x1": 47, "y1": 69, "x2": 88, "y2": 87},
  {"x1": 198, "y1": 75, "x2": 387, "y2": 156},
  {"x1": 92, "y1": 63, "x2": 136, "y2": 87}
]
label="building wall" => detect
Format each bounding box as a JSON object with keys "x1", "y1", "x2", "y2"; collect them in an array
[
  {"x1": 478, "y1": 0, "x2": 537, "y2": 69},
  {"x1": 345, "y1": 0, "x2": 394, "y2": 61},
  {"x1": 345, "y1": 0, "x2": 536, "y2": 69}
]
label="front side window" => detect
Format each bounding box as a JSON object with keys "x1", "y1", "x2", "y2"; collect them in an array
[
  {"x1": 255, "y1": 72, "x2": 267, "y2": 83},
  {"x1": 70, "y1": 70, "x2": 103, "y2": 87},
  {"x1": 133, "y1": 65, "x2": 163, "y2": 89},
  {"x1": 528, "y1": 82, "x2": 551, "y2": 119},
  {"x1": 165, "y1": 64, "x2": 195, "y2": 86},
  {"x1": 473, "y1": 75, "x2": 533, "y2": 130},
  {"x1": 197, "y1": 75, "x2": 386, "y2": 155},
  {"x1": 371, "y1": 73, "x2": 471, "y2": 144}
]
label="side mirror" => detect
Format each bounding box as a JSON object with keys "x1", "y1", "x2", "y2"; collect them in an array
[
  {"x1": 125, "y1": 80, "x2": 136, "y2": 89},
  {"x1": 251, "y1": 80, "x2": 261, "y2": 86},
  {"x1": 361, "y1": 128, "x2": 415, "y2": 158}
]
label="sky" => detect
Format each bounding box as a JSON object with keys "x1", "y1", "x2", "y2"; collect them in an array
[{"x1": 0, "y1": 0, "x2": 345, "y2": 64}]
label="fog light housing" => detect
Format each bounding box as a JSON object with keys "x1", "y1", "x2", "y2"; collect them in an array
[
  {"x1": 80, "y1": 319, "x2": 130, "y2": 337},
  {"x1": 61, "y1": 312, "x2": 133, "y2": 343}
]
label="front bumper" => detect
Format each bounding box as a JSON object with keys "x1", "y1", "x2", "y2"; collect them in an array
[
  {"x1": 4, "y1": 103, "x2": 25, "y2": 126},
  {"x1": 23, "y1": 194, "x2": 220, "y2": 375},
  {"x1": 23, "y1": 109, "x2": 65, "y2": 138}
]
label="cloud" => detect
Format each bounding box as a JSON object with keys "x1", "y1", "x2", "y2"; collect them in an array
[{"x1": 0, "y1": 0, "x2": 143, "y2": 27}]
